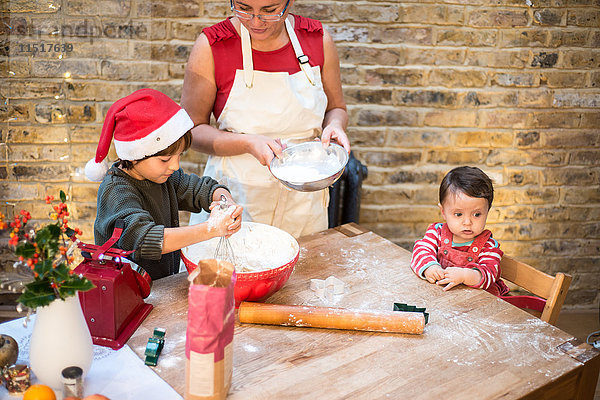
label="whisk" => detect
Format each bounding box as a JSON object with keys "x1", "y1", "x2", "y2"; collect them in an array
[{"x1": 214, "y1": 194, "x2": 236, "y2": 266}]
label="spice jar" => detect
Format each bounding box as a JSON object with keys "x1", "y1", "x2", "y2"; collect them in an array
[
  {"x1": 62, "y1": 366, "x2": 83, "y2": 398},
  {"x1": 3, "y1": 364, "x2": 30, "y2": 394}
]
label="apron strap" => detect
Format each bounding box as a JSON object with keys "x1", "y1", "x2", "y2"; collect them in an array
[
  {"x1": 285, "y1": 17, "x2": 316, "y2": 86},
  {"x1": 240, "y1": 24, "x2": 254, "y2": 88}
]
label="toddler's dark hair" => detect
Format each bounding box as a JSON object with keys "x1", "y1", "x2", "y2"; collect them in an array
[
  {"x1": 439, "y1": 166, "x2": 494, "y2": 209},
  {"x1": 119, "y1": 130, "x2": 192, "y2": 170}
]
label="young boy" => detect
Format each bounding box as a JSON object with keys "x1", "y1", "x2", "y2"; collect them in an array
[
  {"x1": 85, "y1": 88, "x2": 242, "y2": 280},
  {"x1": 410, "y1": 166, "x2": 509, "y2": 296}
]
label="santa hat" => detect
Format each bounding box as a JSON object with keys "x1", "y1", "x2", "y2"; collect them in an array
[{"x1": 85, "y1": 88, "x2": 194, "y2": 182}]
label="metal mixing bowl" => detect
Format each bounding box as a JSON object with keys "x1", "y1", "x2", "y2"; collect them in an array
[{"x1": 269, "y1": 142, "x2": 349, "y2": 192}]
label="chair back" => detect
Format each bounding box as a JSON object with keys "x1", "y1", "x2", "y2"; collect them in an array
[{"x1": 499, "y1": 255, "x2": 572, "y2": 326}]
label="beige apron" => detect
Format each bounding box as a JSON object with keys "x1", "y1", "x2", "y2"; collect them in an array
[{"x1": 190, "y1": 17, "x2": 329, "y2": 238}]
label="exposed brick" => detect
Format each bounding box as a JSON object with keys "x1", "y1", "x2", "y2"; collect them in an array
[
  {"x1": 531, "y1": 52, "x2": 559, "y2": 68},
  {"x1": 32, "y1": 60, "x2": 99, "y2": 79},
  {"x1": 12, "y1": 164, "x2": 71, "y2": 182},
  {"x1": 543, "y1": 167, "x2": 597, "y2": 185},
  {"x1": 542, "y1": 130, "x2": 600, "y2": 147},
  {"x1": 387, "y1": 169, "x2": 444, "y2": 185},
  {"x1": 346, "y1": 128, "x2": 386, "y2": 147},
  {"x1": 580, "y1": 111, "x2": 600, "y2": 128},
  {"x1": 494, "y1": 188, "x2": 560, "y2": 206},
  {"x1": 335, "y1": 4, "x2": 399, "y2": 23},
  {"x1": 7, "y1": 144, "x2": 70, "y2": 162},
  {"x1": 569, "y1": 150, "x2": 600, "y2": 165},
  {"x1": 561, "y1": 50, "x2": 600, "y2": 68},
  {"x1": 467, "y1": 9, "x2": 529, "y2": 27},
  {"x1": 465, "y1": 49, "x2": 529, "y2": 68},
  {"x1": 328, "y1": 25, "x2": 369, "y2": 43},
  {"x1": 424, "y1": 110, "x2": 477, "y2": 127},
  {"x1": 540, "y1": 71, "x2": 587, "y2": 87},
  {"x1": 2, "y1": 126, "x2": 69, "y2": 143},
  {"x1": 1, "y1": 80, "x2": 62, "y2": 99},
  {"x1": 533, "y1": 9, "x2": 564, "y2": 26},
  {"x1": 404, "y1": 47, "x2": 465, "y2": 66},
  {"x1": 338, "y1": 45, "x2": 405, "y2": 66},
  {"x1": 499, "y1": 29, "x2": 548, "y2": 47},
  {"x1": 6, "y1": 0, "x2": 61, "y2": 14},
  {"x1": 369, "y1": 27, "x2": 432, "y2": 45},
  {"x1": 437, "y1": 28, "x2": 497, "y2": 47},
  {"x1": 547, "y1": 29, "x2": 590, "y2": 47},
  {"x1": 516, "y1": 131, "x2": 541, "y2": 147},
  {"x1": 387, "y1": 129, "x2": 453, "y2": 148},
  {"x1": 363, "y1": 68, "x2": 425, "y2": 87},
  {"x1": 530, "y1": 111, "x2": 582, "y2": 128},
  {"x1": 293, "y1": 3, "x2": 333, "y2": 22},
  {"x1": 429, "y1": 69, "x2": 487, "y2": 88},
  {"x1": 458, "y1": 90, "x2": 518, "y2": 108},
  {"x1": 491, "y1": 72, "x2": 538, "y2": 87},
  {"x1": 426, "y1": 149, "x2": 484, "y2": 164},
  {"x1": 353, "y1": 107, "x2": 418, "y2": 127},
  {"x1": 344, "y1": 88, "x2": 393, "y2": 105},
  {"x1": 170, "y1": 21, "x2": 205, "y2": 41},
  {"x1": 362, "y1": 187, "x2": 415, "y2": 205},
  {"x1": 563, "y1": 187, "x2": 600, "y2": 204},
  {"x1": 567, "y1": 9, "x2": 600, "y2": 27},
  {"x1": 360, "y1": 205, "x2": 440, "y2": 223},
  {"x1": 479, "y1": 110, "x2": 529, "y2": 129},
  {"x1": 403, "y1": 4, "x2": 465, "y2": 25},
  {"x1": 393, "y1": 90, "x2": 458, "y2": 107},
  {"x1": 454, "y1": 131, "x2": 514, "y2": 147},
  {"x1": 506, "y1": 168, "x2": 541, "y2": 186},
  {"x1": 0, "y1": 104, "x2": 29, "y2": 123},
  {"x1": 553, "y1": 92, "x2": 600, "y2": 108},
  {"x1": 355, "y1": 150, "x2": 421, "y2": 167},
  {"x1": 100, "y1": 60, "x2": 169, "y2": 81}
]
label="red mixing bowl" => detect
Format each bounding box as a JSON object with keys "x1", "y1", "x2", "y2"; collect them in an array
[{"x1": 180, "y1": 222, "x2": 299, "y2": 307}]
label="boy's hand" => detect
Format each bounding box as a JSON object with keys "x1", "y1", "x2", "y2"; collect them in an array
[
  {"x1": 208, "y1": 193, "x2": 243, "y2": 238},
  {"x1": 424, "y1": 264, "x2": 444, "y2": 283},
  {"x1": 436, "y1": 267, "x2": 481, "y2": 291}
]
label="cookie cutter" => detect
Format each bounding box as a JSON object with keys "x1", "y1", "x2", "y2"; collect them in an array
[
  {"x1": 144, "y1": 328, "x2": 166, "y2": 366},
  {"x1": 393, "y1": 302, "x2": 429, "y2": 324},
  {"x1": 310, "y1": 276, "x2": 345, "y2": 302}
]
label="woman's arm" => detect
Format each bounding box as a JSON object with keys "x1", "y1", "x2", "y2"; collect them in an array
[
  {"x1": 320, "y1": 28, "x2": 350, "y2": 152},
  {"x1": 180, "y1": 33, "x2": 283, "y2": 165}
]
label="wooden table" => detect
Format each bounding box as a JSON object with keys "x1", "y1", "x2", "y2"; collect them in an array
[{"x1": 128, "y1": 223, "x2": 600, "y2": 399}]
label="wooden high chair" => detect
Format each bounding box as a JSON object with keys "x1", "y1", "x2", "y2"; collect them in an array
[{"x1": 499, "y1": 255, "x2": 572, "y2": 326}]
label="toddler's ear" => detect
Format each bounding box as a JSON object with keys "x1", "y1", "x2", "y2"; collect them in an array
[{"x1": 438, "y1": 203, "x2": 446, "y2": 220}]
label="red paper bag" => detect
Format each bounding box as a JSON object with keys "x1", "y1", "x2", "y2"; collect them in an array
[{"x1": 185, "y1": 259, "x2": 236, "y2": 400}]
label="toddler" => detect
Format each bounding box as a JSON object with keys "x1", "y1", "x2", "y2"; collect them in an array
[
  {"x1": 85, "y1": 89, "x2": 243, "y2": 281},
  {"x1": 410, "y1": 166, "x2": 509, "y2": 296}
]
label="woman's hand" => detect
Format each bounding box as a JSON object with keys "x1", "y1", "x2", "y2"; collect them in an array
[
  {"x1": 321, "y1": 120, "x2": 350, "y2": 153},
  {"x1": 245, "y1": 135, "x2": 285, "y2": 166}
]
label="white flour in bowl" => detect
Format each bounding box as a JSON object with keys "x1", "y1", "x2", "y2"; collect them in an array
[
  {"x1": 183, "y1": 222, "x2": 299, "y2": 273},
  {"x1": 271, "y1": 153, "x2": 342, "y2": 184}
]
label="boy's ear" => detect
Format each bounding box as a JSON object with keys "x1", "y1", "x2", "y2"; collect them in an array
[{"x1": 438, "y1": 203, "x2": 446, "y2": 221}]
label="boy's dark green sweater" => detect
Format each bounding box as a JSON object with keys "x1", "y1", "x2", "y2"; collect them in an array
[{"x1": 94, "y1": 164, "x2": 227, "y2": 280}]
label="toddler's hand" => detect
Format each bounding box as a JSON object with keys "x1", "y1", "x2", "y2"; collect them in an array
[
  {"x1": 436, "y1": 267, "x2": 467, "y2": 291},
  {"x1": 424, "y1": 264, "x2": 444, "y2": 283}
]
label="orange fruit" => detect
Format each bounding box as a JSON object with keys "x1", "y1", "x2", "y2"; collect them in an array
[
  {"x1": 84, "y1": 395, "x2": 111, "y2": 400},
  {"x1": 23, "y1": 384, "x2": 56, "y2": 400}
]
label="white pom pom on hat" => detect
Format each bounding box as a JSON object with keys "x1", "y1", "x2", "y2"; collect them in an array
[{"x1": 85, "y1": 88, "x2": 194, "y2": 182}]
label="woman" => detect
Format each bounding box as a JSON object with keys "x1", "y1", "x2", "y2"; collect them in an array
[{"x1": 181, "y1": 0, "x2": 350, "y2": 237}]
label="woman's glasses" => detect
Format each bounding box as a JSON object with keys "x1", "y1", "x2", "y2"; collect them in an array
[{"x1": 230, "y1": 0, "x2": 290, "y2": 22}]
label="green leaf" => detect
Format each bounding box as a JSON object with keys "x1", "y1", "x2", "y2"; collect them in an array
[
  {"x1": 18, "y1": 290, "x2": 57, "y2": 309},
  {"x1": 15, "y1": 242, "x2": 36, "y2": 258},
  {"x1": 60, "y1": 190, "x2": 67, "y2": 203}
]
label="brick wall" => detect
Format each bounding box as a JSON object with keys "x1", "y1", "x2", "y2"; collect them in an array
[{"x1": 1, "y1": 1, "x2": 598, "y2": 309}]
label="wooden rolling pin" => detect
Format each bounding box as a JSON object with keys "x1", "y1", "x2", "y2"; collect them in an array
[{"x1": 238, "y1": 302, "x2": 425, "y2": 335}]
